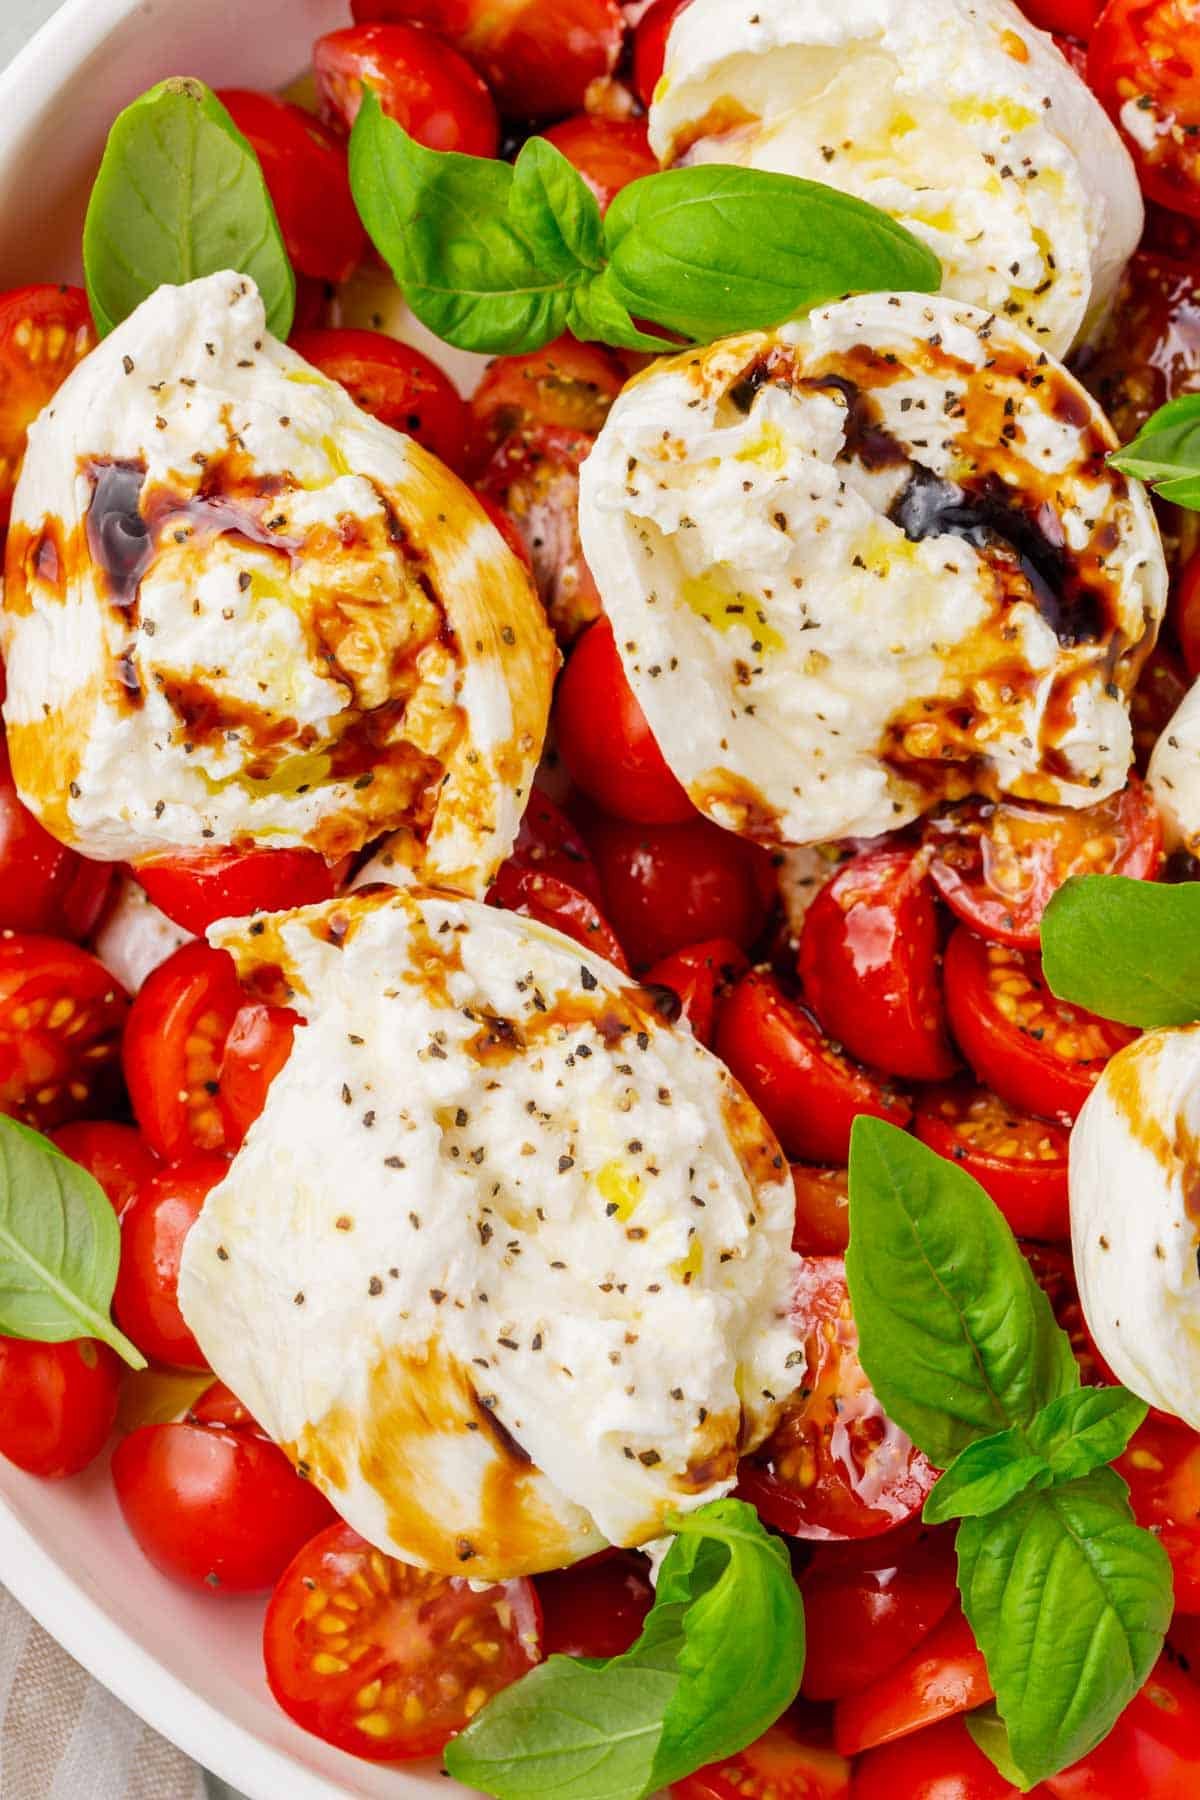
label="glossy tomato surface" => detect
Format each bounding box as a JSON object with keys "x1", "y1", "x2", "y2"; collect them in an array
[
  {"x1": 0, "y1": 285, "x2": 95, "y2": 531},
  {"x1": 790, "y1": 1164, "x2": 851, "y2": 1255},
  {"x1": 535, "y1": 1550, "x2": 653, "y2": 1659},
  {"x1": 0, "y1": 735, "x2": 113, "y2": 937},
  {"x1": 672, "y1": 1712, "x2": 851, "y2": 1800},
  {"x1": 471, "y1": 336, "x2": 626, "y2": 451},
  {"x1": 112, "y1": 1155, "x2": 228, "y2": 1370},
  {"x1": 0, "y1": 936, "x2": 128, "y2": 1130},
  {"x1": 556, "y1": 618, "x2": 694, "y2": 824},
  {"x1": 50, "y1": 1120, "x2": 158, "y2": 1219},
  {"x1": 850, "y1": 1713, "x2": 1029, "y2": 1799},
  {"x1": 1043, "y1": 1656, "x2": 1200, "y2": 1796},
  {"x1": 0, "y1": 1336, "x2": 121, "y2": 1478},
  {"x1": 914, "y1": 1084, "x2": 1071, "y2": 1240},
  {"x1": 1019, "y1": 0, "x2": 1102, "y2": 31},
  {"x1": 1090, "y1": 1, "x2": 1200, "y2": 217},
  {"x1": 1075, "y1": 244, "x2": 1200, "y2": 439},
  {"x1": 132, "y1": 845, "x2": 344, "y2": 937},
  {"x1": 217, "y1": 90, "x2": 364, "y2": 283},
  {"x1": 642, "y1": 938, "x2": 749, "y2": 1047},
  {"x1": 1116, "y1": 1416, "x2": 1200, "y2": 1610},
  {"x1": 542, "y1": 115, "x2": 658, "y2": 212},
  {"x1": 290, "y1": 327, "x2": 470, "y2": 472},
  {"x1": 314, "y1": 22, "x2": 498, "y2": 153},
  {"x1": 508, "y1": 786, "x2": 603, "y2": 903},
  {"x1": 585, "y1": 813, "x2": 772, "y2": 969},
  {"x1": 800, "y1": 1531, "x2": 958, "y2": 1702},
  {"x1": 833, "y1": 1607, "x2": 992, "y2": 1756},
  {"x1": 490, "y1": 860, "x2": 631, "y2": 972},
  {"x1": 633, "y1": 0, "x2": 692, "y2": 107}
]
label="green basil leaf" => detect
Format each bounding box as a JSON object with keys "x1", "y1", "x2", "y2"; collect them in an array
[
  {"x1": 1041, "y1": 875, "x2": 1200, "y2": 1027},
  {"x1": 957, "y1": 1468, "x2": 1172, "y2": 1782},
  {"x1": 0, "y1": 1117, "x2": 145, "y2": 1368},
  {"x1": 603, "y1": 163, "x2": 942, "y2": 341},
  {"x1": 965, "y1": 1707, "x2": 1039, "y2": 1794},
  {"x1": 846, "y1": 1119, "x2": 1078, "y2": 1468},
  {"x1": 349, "y1": 93, "x2": 594, "y2": 354},
  {"x1": 567, "y1": 270, "x2": 683, "y2": 353},
  {"x1": 83, "y1": 77, "x2": 294, "y2": 340},
  {"x1": 444, "y1": 1498, "x2": 804, "y2": 1800},
  {"x1": 922, "y1": 1429, "x2": 1051, "y2": 1525},
  {"x1": 1027, "y1": 1388, "x2": 1147, "y2": 1484},
  {"x1": 1110, "y1": 393, "x2": 1200, "y2": 509}
]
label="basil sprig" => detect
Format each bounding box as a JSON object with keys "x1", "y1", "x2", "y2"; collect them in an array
[
  {"x1": 1042, "y1": 875, "x2": 1200, "y2": 1027},
  {"x1": 0, "y1": 1117, "x2": 145, "y2": 1368},
  {"x1": 444, "y1": 1497, "x2": 805, "y2": 1800},
  {"x1": 847, "y1": 1119, "x2": 1172, "y2": 1789},
  {"x1": 84, "y1": 78, "x2": 295, "y2": 340},
  {"x1": 349, "y1": 89, "x2": 942, "y2": 357},
  {"x1": 1110, "y1": 393, "x2": 1200, "y2": 508}
]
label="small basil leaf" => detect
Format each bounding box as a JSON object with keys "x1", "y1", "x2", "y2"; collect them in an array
[
  {"x1": 846, "y1": 1119, "x2": 1078, "y2": 1468},
  {"x1": 965, "y1": 1707, "x2": 1039, "y2": 1794},
  {"x1": 1110, "y1": 393, "x2": 1200, "y2": 509},
  {"x1": 567, "y1": 270, "x2": 683, "y2": 353},
  {"x1": 509, "y1": 136, "x2": 604, "y2": 276},
  {"x1": 1027, "y1": 1387, "x2": 1147, "y2": 1485},
  {"x1": 83, "y1": 77, "x2": 294, "y2": 339},
  {"x1": 957, "y1": 1469, "x2": 1172, "y2": 1782},
  {"x1": 603, "y1": 163, "x2": 941, "y2": 341},
  {"x1": 0, "y1": 1117, "x2": 145, "y2": 1369},
  {"x1": 922, "y1": 1429, "x2": 1051, "y2": 1525},
  {"x1": 1041, "y1": 876, "x2": 1200, "y2": 1027}
]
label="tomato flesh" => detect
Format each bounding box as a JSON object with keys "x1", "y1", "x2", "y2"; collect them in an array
[
  {"x1": 556, "y1": 618, "x2": 694, "y2": 823},
  {"x1": 290, "y1": 327, "x2": 470, "y2": 473},
  {"x1": 914, "y1": 1084, "x2": 1070, "y2": 1240},
  {"x1": 1089, "y1": 1, "x2": 1200, "y2": 218},
  {"x1": 1117, "y1": 1416, "x2": 1200, "y2": 1611},
  {"x1": 131, "y1": 844, "x2": 345, "y2": 937},
  {"x1": 0, "y1": 734, "x2": 113, "y2": 937},
  {"x1": 217, "y1": 91, "x2": 365, "y2": 284},
  {"x1": 1132, "y1": 644, "x2": 1189, "y2": 773},
  {"x1": 471, "y1": 336, "x2": 626, "y2": 453},
  {"x1": 476, "y1": 425, "x2": 604, "y2": 643},
  {"x1": 113, "y1": 1155, "x2": 228, "y2": 1370},
  {"x1": 314, "y1": 22, "x2": 499, "y2": 154},
  {"x1": 0, "y1": 1336, "x2": 121, "y2": 1478},
  {"x1": 673, "y1": 1711, "x2": 851, "y2": 1800},
  {"x1": 534, "y1": 1549, "x2": 653, "y2": 1659},
  {"x1": 0, "y1": 285, "x2": 95, "y2": 531},
  {"x1": 0, "y1": 935, "x2": 128, "y2": 1130},
  {"x1": 642, "y1": 938, "x2": 749, "y2": 1048},
  {"x1": 509, "y1": 786, "x2": 603, "y2": 904},
  {"x1": 1074, "y1": 245, "x2": 1200, "y2": 440},
  {"x1": 790, "y1": 1164, "x2": 851, "y2": 1255},
  {"x1": 833, "y1": 1607, "x2": 992, "y2": 1756}
]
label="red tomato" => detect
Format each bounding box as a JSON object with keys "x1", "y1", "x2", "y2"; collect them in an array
[
  {"x1": 851, "y1": 1714, "x2": 1028, "y2": 1800},
  {"x1": 833, "y1": 1607, "x2": 992, "y2": 1756},
  {"x1": 791, "y1": 1163, "x2": 851, "y2": 1255},
  {"x1": 0, "y1": 285, "x2": 95, "y2": 532},
  {"x1": 1175, "y1": 550, "x2": 1200, "y2": 680},
  {"x1": 264, "y1": 1520, "x2": 542, "y2": 1759},
  {"x1": 476, "y1": 426, "x2": 604, "y2": 642},
  {"x1": 290, "y1": 327, "x2": 470, "y2": 472},
  {"x1": 122, "y1": 940, "x2": 296, "y2": 1161},
  {"x1": 1116, "y1": 1416, "x2": 1200, "y2": 1611},
  {"x1": 800, "y1": 1532, "x2": 958, "y2": 1702},
  {"x1": 673, "y1": 1712, "x2": 852, "y2": 1800},
  {"x1": 715, "y1": 971, "x2": 912, "y2": 1164},
  {"x1": 914, "y1": 1084, "x2": 1071, "y2": 1240},
  {"x1": 112, "y1": 1155, "x2": 227, "y2": 1370},
  {"x1": 1089, "y1": 1, "x2": 1200, "y2": 218},
  {"x1": 0, "y1": 734, "x2": 114, "y2": 937},
  {"x1": 585, "y1": 813, "x2": 772, "y2": 969},
  {"x1": 471, "y1": 336, "x2": 626, "y2": 452},
  {"x1": 943, "y1": 930, "x2": 1137, "y2": 1124},
  {"x1": 314, "y1": 22, "x2": 498, "y2": 154},
  {"x1": 1055, "y1": 30, "x2": 1092, "y2": 74},
  {"x1": 350, "y1": 0, "x2": 626, "y2": 120},
  {"x1": 1020, "y1": 0, "x2": 1102, "y2": 33},
  {"x1": 799, "y1": 846, "x2": 957, "y2": 1083},
  {"x1": 1024, "y1": 1242, "x2": 1123, "y2": 1390},
  {"x1": 535, "y1": 1549, "x2": 653, "y2": 1658},
  {"x1": 737, "y1": 1256, "x2": 938, "y2": 1543},
  {"x1": 1044, "y1": 1656, "x2": 1200, "y2": 1797},
  {"x1": 556, "y1": 619, "x2": 693, "y2": 823},
  {"x1": 1074, "y1": 245, "x2": 1200, "y2": 440},
  {"x1": 490, "y1": 860, "x2": 631, "y2": 972},
  {"x1": 510, "y1": 787, "x2": 603, "y2": 904},
  {"x1": 216, "y1": 91, "x2": 364, "y2": 284},
  {"x1": 923, "y1": 781, "x2": 1162, "y2": 951},
  {"x1": 0, "y1": 1336, "x2": 121, "y2": 1478},
  {"x1": 132, "y1": 845, "x2": 345, "y2": 938},
  {"x1": 475, "y1": 489, "x2": 533, "y2": 568},
  {"x1": 50, "y1": 1121, "x2": 158, "y2": 1219},
  {"x1": 642, "y1": 938, "x2": 750, "y2": 1047},
  {"x1": 112, "y1": 1419, "x2": 335, "y2": 1591},
  {"x1": 188, "y1": 1379, "x2": 264, "y2": 1436},
  {"x1": 0, "y1": 935, "x2": 128, "y2": 1130},
  {"x1": 633, "y1": 0, "x2": 693, "y2": 107},
  {"x1": 1132, "y1": 644, "x2": 1189, "y2": 772},
  {"x1": 542, "y1": 115, "x2": 657, "y2": 212}
]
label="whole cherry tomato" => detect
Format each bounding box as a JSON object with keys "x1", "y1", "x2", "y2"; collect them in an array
[
  {"x1": 1089, "y1": 1, "x2": 1200, "y2": 217},
  {"x1": 672, "y1": 1711, "x2": 852, "y2": 1800},
  {"x1": 1116, "y1": 1415, "x2": 1200, "y2": 1610},
  {"x1": 489, "y1": 860, "x2": 630, "y2": 973},
  {"x1": 290, "y1": 327, "x2": 470, "y2": 472},
  {"x1": 633, "y1": 0, "x2": 693, "y2": 108},
  {"x1": 0, "y1": 1336, "x2": 121, "y2": 1478},
  {"x1": 585, "y1": 813, "x2": 772, "y2": 968},
  {"x1": 851, "y1": 1713, "x2": 1032, "y2": 1799},
  {"x1": 50, "y1": 1120, "x2": 159, "y2": 1219},
  {"x1": 314, "y1": 22, "x2": 498, "y2": 154},
  {"x1": 1044, "y1": 1656, "x2": 1200, "y2": 1797},
  {"x1": 216, "y1": 90, "x2": 365, "y2": 283},
  {"x1": 535, "y1": 1550, "x2": 653, "y2": 1658},
  {"x1": 914, "y1": 1084, "x2": 1071, "y2": 1240},
  {"x1": 0, "y1": 285, "x2": 95, "y2": 532},
  {"x1": 131, "y1": 845, "x2": 346, "y2": 937},
  {"x1": 790, "y1": 1163, "x2": 851, "y2": 1255},
  {"x1": 642, "y1": 938, "x2": 749, "y2": 1047},
  {"x1": 509, "y1": 787, "x2": 603, "y2": 903},
  {"x1": 0, "y1": 734, "x2": 113, "y2": 938},
  {"x1": 800, "y1": 1531, "x2": 958, "y2": 1701},
  {"x1": 833, "y1": 1607, "x2": 992, "y2": 1756},
  {"x1": 0, "y1": 936, "x2": 128, "y2": 1131},
  {"x1": 112, "y1": 1156, "x2": 228, "y2": 1370},
  {"x1": 542, "y1": 115, "x2": 657, "y2": 212},
  {"x1": 556, "y1": 619, "x2": 693, "y2": 824}
]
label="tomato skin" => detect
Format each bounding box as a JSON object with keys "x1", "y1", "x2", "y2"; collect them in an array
[
  {"x1": 1116, "y1": 1416, "x2": 1200, "y2": 1611},
  {"x1": 131, "y1": 845, "x2": 344, "y2": 938},
  {"x1": 791, "y1": 1163, "x2": 851, "y2": 1254},
  {"x1": 942, "y1": 929, "x2": 1137, "y2": 1124},
  {"x1": 833, "y1": 1607, "x2": 992, "y2": 1757},
  {"x1": 112, "y1": 1156, "x2": 227, "y2": 1371},
  {"x1": 471, "y1": 336, "x2": 625, "y2": 454},
  {"x1": 799, "y1": 847, "x2": 957, "y2": 1083},
  {"x1": 1020, "y1": 0, "x2": 1102, "y2": 33},
  {"x1": 0, "y1": 285, "x2": 95, "y2": 532},
  {"x1": 0, "y1": 935, "x2": 129, "y2": 1131},
  {"x1": 542, "y1": 115, "x2": 657, "y2": 212},
  {"x1": 188, "y1": 1379, "x2": 264, "y2": 1436},
  {"x1": 1024, "y1": 1242, "x2": 1125, "y2": 1390},
  {"x1": 0, "y1": 1336, "x2": 121, "y2": 1478},
  {"x1": 50, "y1": 1121, "x2": 159, "y2": 1219},
  {"x1": 535, "y1": 1549, "x2": 653, "y2": 1659},
  {"x1": 716, "y1": 971, "x2": 912, "y2": 1164},
  {"x1": 633, "y1": 0, "x2": 693, "y2": 107},
  {"x1": 672, "y1": 1713, "x2": 852, "y2": 1800},
  {"x1": 1075, "y1": 248, "x2": 1200, "y2": 441},
  {"x1": 850, "y1": 1714, "x2": 1027, "y2": 1800},
  {"x1": 1175, "y1": 550, "x2": 1200, "y2": 680},
  {"x1": 490, "y1": 861, "x2": 631, "y2": 973},
  {"x1": 314, "y1": 22, "x2": 498, "y2": 155},
  {"x1": 642, "y1": 938, "x2": 750, "y2": 1047},
  {"x1": 914, "y1": 1084, "x2": 1070, "y2": 1241},
  {"x1": 264, "y1": 1520, "x2": 543, "y2": 1760},
  {"x1": 800, "y1": 1533, "x2": 958, "y2": 1702},
  {"x1": 1089, "y1": 1, "x2": 1200, "y2": 218},
  {"x1": 112, "y1": 1420, "x2": 335, "y2": 1591},
  {"x1": 585, "y1": 813, "x2": 772, "y2": 970},
  {"x1": 1043, "y1": 1656, "x2": 1200, "y2": 1797},
  {"x1": 476, "y1": 425, "x2": 604, "y2": 642},
  {"x1": 556, "y1": 619, "x2": 694, "y2": 824},
  {"x1": 0, "y1": 735, "x2": 114, "y2": 937},
  {"x1": 510, "y1": 787, "x2": 603, "y2": 904},
  {"x1": 290, "y1": 327, "x2": 470, "y2": 472},
  {"x1": 216, "y1": 91, "x2": 364, "y2": 284}
]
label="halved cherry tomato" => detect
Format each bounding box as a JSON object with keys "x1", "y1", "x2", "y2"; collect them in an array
[
  {"x1": 1020, "y1": 0, "x2": 1102, "y2": 33},
  {"x1": 1089, "y1": 1, "x2": 1200, "y2": 218},
  {"x1": 0, "y1": 734, "x2": 114, "y2": 937},
  {"x1": 0, "y1": 936, "x2": 128, "y2": 1130},
  {"x1": 943, "y1": 929, "x2": 1137, "y2": 1123},
  {"x1": 1116, "y1": 1416, "x2": 1200, "y2": 1611},
  {"x1": 471, "y1": 336, "x2": 626, "y2": 456},
  {"x1": 122, "y1": 940, "x2": 296, "y2": 1160},
  {"x1": 475, "y1": 489, "x2": 533, "y2": 568},
  {"x1": 350, "y1": 0, "x2": 626, "y2": 120},
  {"x1": 112, "y1": 1155, "x2": 227, "y2": 1370},
  {"x1": 1074, "y1": 246, "x2": 1200, "y2": 440},
  {"x1": 737, "y1": 1256, "x2": 938, "y2": 1542},
  {"x1": 264, "y1": 1520, "x2": 542, "y2": 1759},
  {"x1": 476, "y1": 425, "x2": 603, "y2": 642},
  {"x1": 585, "y1": 813, "x2": 772, "y2": 969},
  {"x1": 0, "y1": 285, "x2": 95, "y2": 532},
  {"x1": 489, "y1": 861, "x2": 630, "y2": 973},
  {"x1": 131, "y1": 845, "x2": 346, "y2": 938},
  {"x1": 556, "y1": 618, "x2": 694, "y2": 823},
  {"x1": 674, "y1": 1714, "x2": 851, "y2": 1800},
  {"x1": 642, "y1": 938, "x2": 749, "y2": 1047},
  {"x1": 1132, "y1": 643, "x2": 1189, "y2": 772},
  {"x1": 800, "y1": 1531, "x2": 958, "y2": 1702},
  {"x1": 509, "y1": 787, "x2": 603, "y2": 904},
  {"x1": 542, "y1": 115, "x2": 657, "y2": 212},
  {"x1": 188, "y1": 1379, "x2": 264, "y2": 1436},
  {"x1": 715, "y1": 971, "x2": 912, "y2": 1164},
  {"x1": 914, "y1": 1084, "x2": 1071, "y2": 1240},
  {"x1": 633, "y1": 0, "x2": 693, "y2": 108},
  {"x1": 799, "y1": 846, "x2": 957, "y2": 1083},
  {"x1": 535, "y1": 1549, "x2": 653, "y2": 1659},
  {"x1": 314, "y1": 22, "x2": 499, "y2": 154},
  {"x1": 851, "y1": 1714, "x2": 1030, "y2": 1800},
  {"x1": 0, "y1": 1336, "x2": 121, "y2": 1478},
  {"x1": 50, "y1": 1120, "x2": 158, "y2": 1219},
  {"x1": 290, "y1": 327, "x2": 470, "y2": 472},
  {"x1": 791, "y1": 1163, "x2": 851, "y2": 1254},
  {"x1": 833, "y1": 1607, "x2": 992, "y2": 1757},
  {"x1": 216, "y1": 91, "x2": 365, "y2": 284},
  {"x1": 112, "y1": 1419, "x2": 335, "y2": 1591},
  {"x1": 1044, "y1": 1655, "x2": 1200, "y2": 1797},
  {"x1": 1175, "y1": 549, "x2": 1200, "y2": 679},
  {"x1": 923, "y1": 781, "x2": 1162, "y2": 951}
]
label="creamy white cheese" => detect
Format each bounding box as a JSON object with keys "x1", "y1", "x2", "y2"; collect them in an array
[
  {"x1": 1149, "y1": 678, "x2": 1200, "y2": 855},
  {"x1": 1071, "y1": 1028, "x2": 1200, "y2": 1431},
  {"x1": 650, "y1": 0, "x2": 1142, "y2": 356},
  {"x1": 177, "y1": 888, "x2": 801, "y2": 1577},
  {"x1": 0, "y1": 274, "x2": 555, "y2": 894},
  {"x1": 89, "y1": 875, "x2": 193, "y2": 995},
  {"x1": 577, "y1": 293, "x2": 1166, "y2": 848}
]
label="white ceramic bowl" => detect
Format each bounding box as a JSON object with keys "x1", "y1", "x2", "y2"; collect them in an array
[{"x1": 0, "y1": 3, "x2": 460, "y2": 1794}]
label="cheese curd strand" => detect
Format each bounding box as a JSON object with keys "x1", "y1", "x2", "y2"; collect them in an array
[{"x1": 578, "y1": 292, "x2": 1167, "y2": 850}]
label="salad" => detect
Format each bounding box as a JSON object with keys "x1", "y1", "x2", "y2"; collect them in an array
[{"x1": 4, "y1": 0, "x2": 1200, "y2": 1794}]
